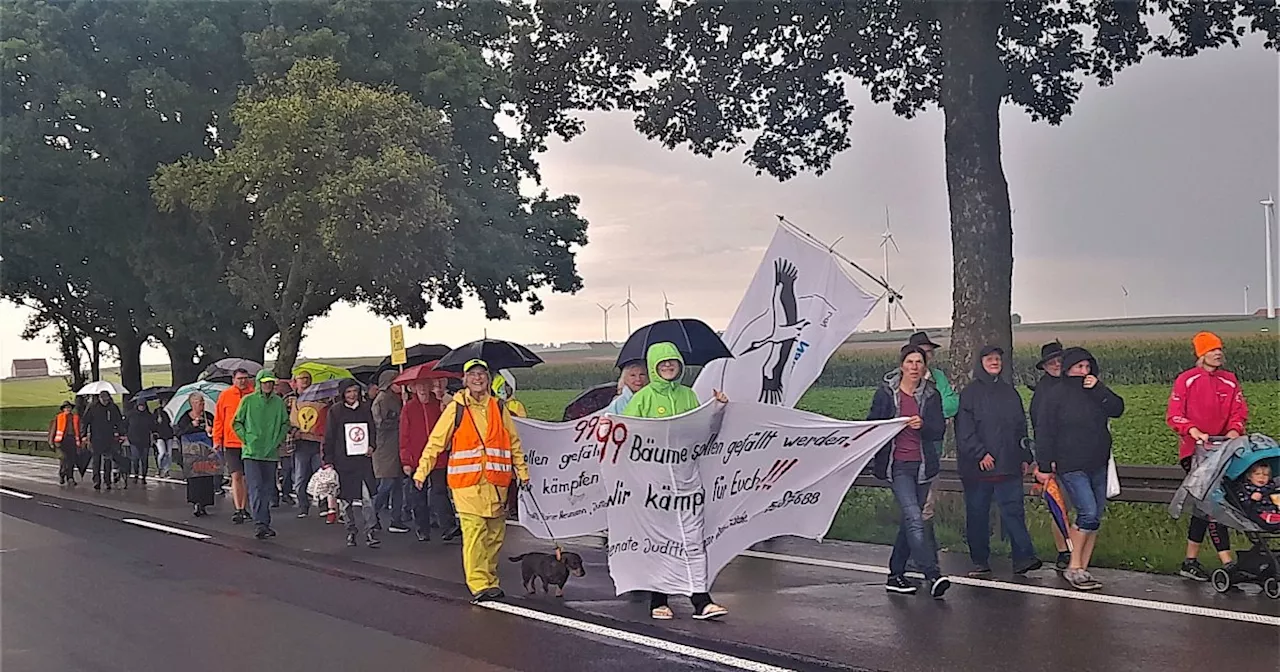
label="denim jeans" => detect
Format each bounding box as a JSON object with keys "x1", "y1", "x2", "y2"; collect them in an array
[
  {"x1": 243, "y1": 458, "x2": 278, "y2": 529},
  {"x1": 130, "y1": 441, "x2": 150, "y2": 477},
  {"x1": 293, "y1": 445, "x2": 323, "y2": 513},
  {"x1": 341, "y1": 481, "x2": 378, "y2": 536},
  {"x1": 155, "y1": 438, "x2": 177, "y2": 477},
  {"x1": 964, "y1": 477, "x2": 1037, "y2": 567},
  {"x1": 277, "y1": 454, "x2": 294, "y2": 503},
  {"x1": 888, "y1": 461, "x2": 940, "y2": 580},
  {"x1": 374, "y1": 476, "x2": 407, "y2": 526},
  {"x1": 427, "y1": 468, "x2": 457, "y2": 530},
  {"x1": 1059, "y1": 467, "x2": 1108, "y2": 532}
]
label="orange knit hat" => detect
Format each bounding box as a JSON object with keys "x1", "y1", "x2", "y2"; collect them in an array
[{"x1": 1192, "y1": 331, "x2": 1223, "y2": 358}]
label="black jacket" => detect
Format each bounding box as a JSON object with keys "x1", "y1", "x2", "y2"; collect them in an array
[
  {"x1": 1035, "y1": 348, "x2": 1125, "y2": 475},
  {"x1": 868, "y1": 371, "x2": 945, "y2": 483},
  {"x1": 174, "y1": 410, "x2": 214, "y2": 437},
  {"x1": 153, "y1": 409, "x2": 175, "y2": 440},
  {"x1": 1028, "y1": 373, "x2": 1062, "y2": 435},
  {"x1": 126, "y1": 405, "x2": 153, "y2": 447},
  {"x1": 322, "y1": 381, "x2": 378, "y2": 500},
  {"x1": 81, "y1": 401, "x2": 123, "y2": 449},
  {"x1": 956, "y1": 346, "x2": 1030, "y2": 479}
]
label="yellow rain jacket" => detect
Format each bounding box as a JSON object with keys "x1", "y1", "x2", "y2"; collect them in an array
[{"x1": 413, "y1": 389, "x2": 530, "y2": 518}]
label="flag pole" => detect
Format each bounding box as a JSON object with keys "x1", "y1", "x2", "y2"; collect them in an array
[{"x1": 776, "y1": 214, "x2": 918, "y2": 328}]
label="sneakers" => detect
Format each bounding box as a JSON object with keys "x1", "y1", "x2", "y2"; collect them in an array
[
  {"x1": 232, "y1": 510, "x2": 246, "y2": 524},
  {"x1": 885, "y1": 575, "x2": 918, "y2": 594},
  {"x1": 346, "y1": 533, "x2": 358, "y2": 547},
  {"x1": 1179, "y1": 559, "x2": 1210, "y2": 582},
  {"x1": 929, "y1": 576, "x2": 951, "y2": 599},
  {"x1": 441, "y1": 526, "x2": 462, "y2": 542},
  {"x1": 1065, "y1": 568, "x2": 1102, "y2": 591},
  {"x1": 296, "y1": 511, "x2": 309, "y2": 519},
  {"x1": 1013, "y1": 558, "x2": 1044, "y2": 575},
  {"x1": 1055, "y1": 551, "x2": 1072, "y2": 571},
  {"x1": 470, "y1": 587, "x2": 505, "y2": 604},
  {"x1": 388, "y1": 524, "x2": 411, "y2": 534},
  {"x1": 415, "y1": 530, "x2": 430, "y2": 542},
  {"x1": 366, "y1": 532, "x2": 381, "y2": 549},
  {"x1": 254, "y1": 526, "x2": 271, "y2": 540},
  {"x1": 967, "y1": 567, "x2": 993, "y2": 579}
]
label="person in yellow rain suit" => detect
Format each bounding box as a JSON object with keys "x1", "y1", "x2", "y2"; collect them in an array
[
  {"x1": 415, "y1": 359, "x2": 530, "y2": 603},
  {"x1": 491, "y1": 369, "x2": 527, "y2": 418}
]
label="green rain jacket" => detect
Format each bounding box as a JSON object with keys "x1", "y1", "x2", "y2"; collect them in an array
[
  {"x1": 622, "y1": 342, "x2": 701, "y2": 419},
  {"x1": 232, "y1": 370, "x2": 291, "y2": 461}
]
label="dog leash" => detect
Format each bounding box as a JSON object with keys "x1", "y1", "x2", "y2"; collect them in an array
[{"x1": 519, "y1": 486, "x2": 564, "y2": 561}]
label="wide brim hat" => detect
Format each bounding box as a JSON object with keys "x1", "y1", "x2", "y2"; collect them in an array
[{"x1": 1035, "y1": 341, "x2": 1065, "y2": 370}]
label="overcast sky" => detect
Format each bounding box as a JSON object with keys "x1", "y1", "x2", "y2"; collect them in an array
[{"x1": 3, "y1": 40, "x2": 1277, "y2": 375}]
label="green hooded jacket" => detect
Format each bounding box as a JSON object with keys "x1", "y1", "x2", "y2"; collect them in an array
[
  {"x1": 622, "y1": 342, "x2": 701, "y2": 419},
  {"x1": 232, "y1": 370, "x2": 291, "y2": 461}
]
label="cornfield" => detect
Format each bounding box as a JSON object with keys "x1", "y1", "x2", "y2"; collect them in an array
[{"x1": 517, "y1": 335, "x2": 1279, "y2": 390}]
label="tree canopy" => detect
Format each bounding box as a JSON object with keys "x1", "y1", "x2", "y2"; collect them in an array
[
  {"x1": 514, "y1": 0, "x2": 1279, "y2": 378},
  {"x1": 2, "y1": 0, "x2": 589, "y2": 387}
]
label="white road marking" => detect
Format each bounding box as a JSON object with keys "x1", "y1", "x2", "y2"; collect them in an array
[
  {"x1": 122, "y1": 518, "x2": 212, "y2": 540},
  {"x1": 480, "y1": 601, "x2": 795, "y2": 672},
  {"x1": 0, "y1": 488, "x2": 34, "y2": 499},
  {"x1": 740, "y1": 550, "x2": 1280, "y2": 627}
]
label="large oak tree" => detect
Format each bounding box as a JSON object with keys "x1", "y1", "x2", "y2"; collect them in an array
[{"x1": 514, "y1": 0, "x2": 1280, "y2": 378}]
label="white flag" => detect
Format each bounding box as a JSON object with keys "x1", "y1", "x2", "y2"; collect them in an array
[{"x1": 693, "y1": 224, "x2": 876, "y2": 407}]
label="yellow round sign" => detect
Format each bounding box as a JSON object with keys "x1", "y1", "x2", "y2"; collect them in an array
[{"x1": 297, "y1": 406, "x2": 319, "y2": 432}]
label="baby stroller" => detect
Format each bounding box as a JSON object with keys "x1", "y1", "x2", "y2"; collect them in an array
[{"x1": 1169, "y1": 434, "x2": 1280, "y2": 598}]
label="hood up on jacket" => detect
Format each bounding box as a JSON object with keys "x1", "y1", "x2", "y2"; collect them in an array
[
  {"x1": 971, "y1": 345, "x2": 1008, "y2": 385},
  {"x1": 622, "y1": 342, "x2": 701, "y2": 418},
  {"x1": 336, "y1": 377, "x2": 363, "y2": 406},
  {"x1": 492, "y1": 369, "x2": 516, "y2": 400},
  {"x1": 1060, "y1": 346, "x2": 1100, "y2": 381}
]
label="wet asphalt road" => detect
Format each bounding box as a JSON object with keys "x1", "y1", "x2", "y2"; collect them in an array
[
  {"x1": 2, "y1": 454, "x2": 1277, "y2": 672},
  {"x1": 0, "y1": 495, "x2": 744, "y2": 672}
]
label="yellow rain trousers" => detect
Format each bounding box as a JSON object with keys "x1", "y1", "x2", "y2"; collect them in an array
[{"x1": 414, "y1": 389, "x2": 530, "y2": 596}]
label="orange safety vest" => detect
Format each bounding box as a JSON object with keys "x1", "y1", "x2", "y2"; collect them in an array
[
  {"x1": 446, "y1": 397, "x2": 514, "y2": 489},
  {"x1": 53, "y1": 411, "x2": 80, "y2": 444}
]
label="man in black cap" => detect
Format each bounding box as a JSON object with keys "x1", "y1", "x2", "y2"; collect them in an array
[
  {"x1": 904, "y1": 331, "x2": 958, "y2": 559},
  {"x1": 1029, "y1": 340, "x2": 1072, "y2": 570}
]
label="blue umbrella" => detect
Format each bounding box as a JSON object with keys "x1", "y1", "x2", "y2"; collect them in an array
[{"x1": 615, "y1": 318, "x2": 733, "y2": 368}]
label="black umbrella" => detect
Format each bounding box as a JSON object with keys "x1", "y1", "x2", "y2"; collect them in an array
[
  {"x1": 131, "y1": 386, "x2": 174, "y2": 403},
  {"x1": 348, "y1": 364, "x2": 381, "y2": 385},
  {"x1": 436, "y1": 339, "x2": 543, "y2": 372},
  {"x1": 562, "y1": 382, "x2": 619, "y2": 421},
  {"x1": 615, "y1": 318, "x2": 733, "y2": 368},
  {"x1": 376, "y1": 343, "x2": 452, "y2": 378}
]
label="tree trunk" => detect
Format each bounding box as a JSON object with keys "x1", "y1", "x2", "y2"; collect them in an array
[
  {"x1": 937, "y1": 1, "x2": 1013, "y2": 388},
  {"x1": 163, "y1": 334, "x2": 203, "y2": 387},
  {"x1": 115, "y1": 333, "x2": 145, "y2": 395},
  {"x1": 89, "y1": 339, "x2": 102, "y2": 381},
  {"x1": 273, "y1": 319, "x2": 306, "y2": 379}
]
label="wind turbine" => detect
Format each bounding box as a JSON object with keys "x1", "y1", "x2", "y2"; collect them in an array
[
  {"x1": 1121, "y1": 285, "x2": 1130, "y2": 319},
  {"x1": 1245, "y1": 285, "x2": 1251, "y2": 316},
  {"x1": 662, "y1": 292, "x2": 674, "y2": 320},
  {"x1": 621, "y1": 286, "x2": 638, "y2": 334},
  {"x1": 596, "y1": 303, "x2": 615, "y2": 342},
  {"x1": 1262, "y1": 196, "x2": 1276, "y2": 319},
  {"x1": 879, "y1": 206, "x2": 901, "y2": 332}
]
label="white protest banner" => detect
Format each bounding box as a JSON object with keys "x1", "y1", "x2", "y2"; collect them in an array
[
  {"x1": 515, "y1": 413, "x2": 613, "y2": 538},
  {"x1": 694, "y1": 223, "x2": 876, "y2": 407},
  {"x1": 594, "y1": 401, "x2": 904, "y2": 596},
  {"x1": 344, "y1": 422, "x2": 369, "y2": 456}
]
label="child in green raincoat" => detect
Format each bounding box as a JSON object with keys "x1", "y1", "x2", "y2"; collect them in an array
[{"x1": 622, "y1": 342, "x2": 729, "y2": 621}]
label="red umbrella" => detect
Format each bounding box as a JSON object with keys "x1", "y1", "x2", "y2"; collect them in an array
[{"x1": 392, "y1": 360, "x2": 460, "y2": 386}]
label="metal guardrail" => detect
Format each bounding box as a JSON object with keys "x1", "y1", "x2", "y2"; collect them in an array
[{"x1": 0, "y1": 430, "x2": 1185, "y2": 504}]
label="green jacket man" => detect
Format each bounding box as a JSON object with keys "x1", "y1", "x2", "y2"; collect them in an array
[{"x1": 232, "y1": 370, "x2": 291, "y2": 462}]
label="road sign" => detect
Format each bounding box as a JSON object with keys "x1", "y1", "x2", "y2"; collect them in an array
[{"x1": 390, "y1": 324, "x2": 406, "y2": 365}]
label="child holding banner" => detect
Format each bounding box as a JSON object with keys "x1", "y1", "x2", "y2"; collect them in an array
[{"x1": 623, "y1": 342, "x2": 730, "y2": 621}]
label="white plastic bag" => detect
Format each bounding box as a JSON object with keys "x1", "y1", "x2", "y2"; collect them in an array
[
  {"x1": 306, "y1": 466, "x2": 339, "y2": 499},
  {"x1": 1106, "y1": 455, "x2": 1121, "y2": 499}
]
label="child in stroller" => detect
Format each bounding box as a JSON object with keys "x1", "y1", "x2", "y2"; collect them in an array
[
  {"x1": 1236, "y1": 462, "x2": 1280, "y2": 526},
  {"x1": 1169, "y1": 434, "x2": 1280, "y2": 598}
]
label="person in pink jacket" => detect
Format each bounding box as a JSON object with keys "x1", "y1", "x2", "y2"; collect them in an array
[{"x1": 1166, "y1": 331, "x2": 1248, "y2": 581}]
